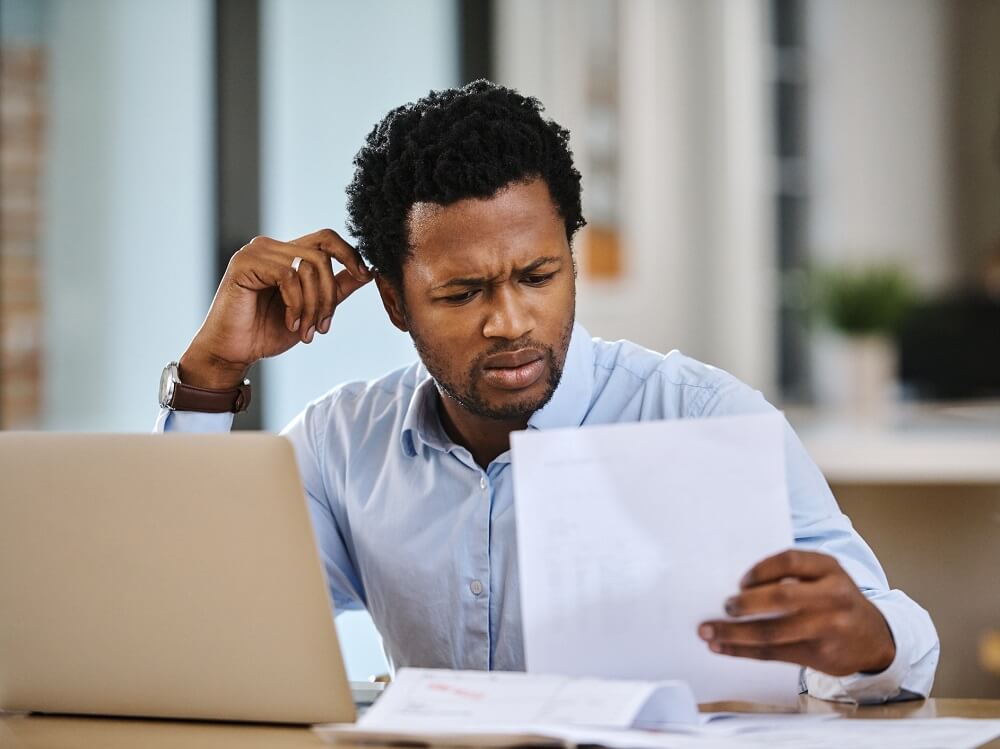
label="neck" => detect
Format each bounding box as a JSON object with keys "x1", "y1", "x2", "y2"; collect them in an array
[{"x1": 436, "y1": 390, "x2": 528, "y2": 469}]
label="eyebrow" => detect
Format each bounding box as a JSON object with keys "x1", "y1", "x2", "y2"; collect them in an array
[{"x1": 431, "y1": 256, "x2": 563, "y2": 292}]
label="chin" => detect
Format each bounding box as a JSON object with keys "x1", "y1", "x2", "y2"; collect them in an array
[{"x1": 476, "y1": 384, "x2": 555, "y2": 422}]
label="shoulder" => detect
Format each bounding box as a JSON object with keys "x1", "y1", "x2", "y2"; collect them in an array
[
  {"x1": 589, "y1": 336, "x2": 771, "y2": 419},
  {"x1": 290, "y1": 360, "x2": 425, "y2": 446}
]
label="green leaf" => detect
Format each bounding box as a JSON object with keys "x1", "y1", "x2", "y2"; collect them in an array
[{"x1": 811, "y1": 266, "x2": 917, "y2": 335}]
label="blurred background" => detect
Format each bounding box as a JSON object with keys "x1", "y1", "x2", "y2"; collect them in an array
[{"x1": 1, "y1": 0, "x2": 998, "y2": 696}]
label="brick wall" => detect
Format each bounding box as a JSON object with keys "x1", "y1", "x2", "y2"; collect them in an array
[{"x1": 0, "y1": 44, "x2": 45, "y2": 429}]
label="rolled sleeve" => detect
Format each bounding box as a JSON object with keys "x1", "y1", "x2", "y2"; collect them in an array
[
  {"x1": 154, "y1": 407, "x2": 234, "y2": 433},
  {"x1": 804, "y1": 590, "x2": 939, "y2": 703}
]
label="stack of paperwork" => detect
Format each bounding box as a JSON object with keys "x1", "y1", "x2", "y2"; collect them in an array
[
  {"x1": 314, "y1": 669, "x2": 1000, "y2": 748},
  {"x1": 315, "y1": 668, "x2": 817, "y2": 746}
]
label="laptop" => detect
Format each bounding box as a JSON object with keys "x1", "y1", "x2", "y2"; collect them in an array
[{"x1": 0, "y1": 432, "x2": 357, "y2": 724}]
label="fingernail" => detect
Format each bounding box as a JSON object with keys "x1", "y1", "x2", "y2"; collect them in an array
[
  {"x1": 319, "y1": 316, "x2": 332, "y2": 333},
  {"x1": 740, "y1": 573, "x2": 752, "y2": 588},
  {"x1": 698, "y1": 624, "x2": 714, "y2": 640},
  {"x1": 306, "y1": 325, "x2": 316, "y2": 342},
  {"x1": 724, "y1": 598, "x2": 738, "y2": 616},
  {"x1": 292, "y1": 318, "x2": 301, "y2": 332},
  {"x1": 710, "y1": 642, "x2": 722, "y2": 653}
]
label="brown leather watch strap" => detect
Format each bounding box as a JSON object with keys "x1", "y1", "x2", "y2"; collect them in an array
[{"x1": 170, "y1": 380, "x2": 251, "y2": 413}]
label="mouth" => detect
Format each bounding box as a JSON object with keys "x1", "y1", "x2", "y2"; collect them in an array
[{"x1": 480, "y1": 349, "x2": 546, "y2": 391}]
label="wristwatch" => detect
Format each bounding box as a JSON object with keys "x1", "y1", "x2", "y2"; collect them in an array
[{"x1": 159, "y1": 361, "x2": 252, "y2": 413}]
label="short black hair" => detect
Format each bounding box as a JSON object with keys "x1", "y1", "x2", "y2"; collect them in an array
[{"x1": 346, "y1": 80, "x2": 586, "y2": 287}]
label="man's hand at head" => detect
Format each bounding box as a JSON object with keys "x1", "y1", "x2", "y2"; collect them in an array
[
  {"x1": 179, "y1": 229, "x2": 373, "y2": 390},
  {"x1": 697, "y1": 549, "x2": 896, "y2": 677}
]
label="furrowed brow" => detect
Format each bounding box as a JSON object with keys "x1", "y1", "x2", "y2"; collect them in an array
[
  {"x1": 431, "y1": 274, "x2": 497, "y2": 292},
  {"x1": 518, "y1": 256, "x2": 562, "y2": 274},
  {"x1": 431, "y1": 256, "x2": 562, "y2": 292}
]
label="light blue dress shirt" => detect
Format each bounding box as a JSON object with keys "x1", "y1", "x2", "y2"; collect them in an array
[{"x1": 156, "y1": 323, "x2": 939, "y2": 703}]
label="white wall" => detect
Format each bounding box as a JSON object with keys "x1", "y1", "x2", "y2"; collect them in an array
[
  {"x1": 806, "y1": 0, "x2": 954, "y2": 290},
  {"x1": 40, "y1": 0, "x2": 213, "y2": 430},
  {"x1": 259, "y1": 0, "x2": 459, "y2": 679},
  {"x1": 615, "y1": 0, "x2": 775, "y2": 392}
]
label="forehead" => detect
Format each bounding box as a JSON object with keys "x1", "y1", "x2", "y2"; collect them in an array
[{"x1": 404, "y1": 178, "x2": 568, "y2": 283}]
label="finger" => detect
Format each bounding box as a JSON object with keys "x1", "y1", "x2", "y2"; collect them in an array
[
  {"x1": 724, "y1": 579, "x2": 823, "y2": 618},
  {"x1": 292, "y1": 228, "x2": 371, "y2": 282},
  {"x1": 333, "y1": 266, "x2": 372, "y2": 306},
  {"x1": 274, "y1": 265, "x2": 304, "y2": 333},
  {"x1": 254, "y1": 243, "x2": 335, "y2": 331},
  {"x1": 296, "y1": 260, "x2": 320, "y2": 343},
  {"x1": 741, "y1": 549, "x2": 839, "y2": 589},
  {"x1": 708, "y1": 640, "x2": 820, "y2": 668},
  {"x1": 251, "y1": 233, "x2": 368, "y2": 284},
  {"x1": 699, "y1": 613, "x2": 822, "y2": 647},
  {"x1": 313, "y1": 268, "x2": 371, "y2": 335},
  {"x1": 300, "y1": 249, "x2": 336, "y2": 333}
]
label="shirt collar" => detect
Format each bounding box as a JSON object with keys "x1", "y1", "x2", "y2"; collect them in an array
[
  {"x1": 399, "y1": 322, "x2": 595, "y2": 457},
  {"x1": 399, "y1": 371, "x2": 451, "y2": 457}
]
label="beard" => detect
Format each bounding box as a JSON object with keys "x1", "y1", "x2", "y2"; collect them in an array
[{"x1": 410, "y1": 315, "x2": 574, "y2": 422}]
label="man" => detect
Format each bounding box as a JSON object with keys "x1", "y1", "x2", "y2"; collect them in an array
[{"x1": 156, "y1": 81, "x2": 938, "y2": 703}]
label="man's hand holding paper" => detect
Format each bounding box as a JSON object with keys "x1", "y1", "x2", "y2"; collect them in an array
[{"x1": 699, "y1": 548, "x2": 897, "y2": 677}]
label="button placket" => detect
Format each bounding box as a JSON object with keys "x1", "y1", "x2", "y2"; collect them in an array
[{"x1": 469, "y1": 471, "x2": 491, "y2": 664}]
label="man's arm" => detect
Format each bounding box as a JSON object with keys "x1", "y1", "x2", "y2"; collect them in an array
[
  {"x1": 157, "y1": 228, "x2": 371, "y2": 432},
  {"x1": 279, "y1": 394, "x2": 367, "y2": 616},
  {"x1": 696, "y1": 378, "x2": 940, "y2": 703},
  {"x1": 154, "y1": 228, "x2": 374, "y2": 614}
]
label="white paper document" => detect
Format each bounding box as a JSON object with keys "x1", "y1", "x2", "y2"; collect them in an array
[
  {"x1": 313, "y1": 670, "x2": 1000, "y2": 749},
  {"x1": 510, "y1": 412, "x2": 800, "y2": 705},
  {"x1": 315, "y1": 668, "x2": 700, "y2": 746},
  {"x1": 362, "y1": 668, "x2": 698, "y2": 727}
]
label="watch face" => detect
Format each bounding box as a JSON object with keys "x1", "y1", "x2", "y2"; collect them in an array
[{"x1": 159, "y1": 363, "x2": 178, "y2": 407}]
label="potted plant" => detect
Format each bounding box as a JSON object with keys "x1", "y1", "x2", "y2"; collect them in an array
[{"x1": 809, "y1": 265, "x2": 916, "y2": 423}]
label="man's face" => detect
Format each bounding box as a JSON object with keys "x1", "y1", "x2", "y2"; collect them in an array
[{"x1": 397, "y1": 178, "x2": 576, "y2": 422}]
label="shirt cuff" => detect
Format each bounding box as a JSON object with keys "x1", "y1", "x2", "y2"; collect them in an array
[
  {"x1": 154, "y1": 407, "x2": 235, "y2": 434},
  {"x1": 803, "y1": 595, "x2": 922, "y2": 704}
]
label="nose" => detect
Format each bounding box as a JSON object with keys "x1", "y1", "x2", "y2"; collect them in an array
[{"x1": 481, "y1": 284, "x2": 534, "y2": 341}]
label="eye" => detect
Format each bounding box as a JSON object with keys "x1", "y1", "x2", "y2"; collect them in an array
[
  {"x1": 522, "y1": 272, "x2": 556, "y2": 286},
  {"x1": 442, "y1": 289, "x2": 479, "y2": 304}
]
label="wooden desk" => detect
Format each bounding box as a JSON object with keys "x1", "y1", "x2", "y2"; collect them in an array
[{"x1": 4, "y1": 699, "x2": 1000, "y2": 749}]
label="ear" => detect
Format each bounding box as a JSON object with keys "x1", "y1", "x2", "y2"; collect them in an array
[{"x1": 375, "y1": 273, "x2": 409, "y2": 332}]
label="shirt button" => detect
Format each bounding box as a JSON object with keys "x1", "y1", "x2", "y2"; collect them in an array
[
  {"x1": 480, "y1": 476, "x2": 487, "y2": 490},
  {"x1": 470, "y1": 580, "x2": 484, "y2": 596}
]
